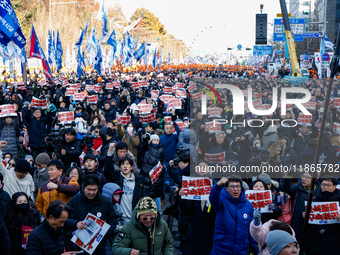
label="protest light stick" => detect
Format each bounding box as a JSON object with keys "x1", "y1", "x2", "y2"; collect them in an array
[{"x1": 300, "y1": 24, "x2": 340, "y2": 255}]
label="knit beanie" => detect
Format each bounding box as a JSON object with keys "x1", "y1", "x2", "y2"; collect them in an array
[
  {"x1": 15, "y1": 159, "x2": 31, "y2": 173},
  {"x1": 136, "y1": 197, "x2": 158, "y2": 219},
  {"x1": 258, "y1": 173, "x2": 272, "y2": 185},
  {"x1": 149, "y1": 134, "x2": 159, "y2": 144},
  {"x1": 35, "y1": 153, "x2": 51, "y2": 165},
  {"x1": 266, "y1": 230, "x2": 297, "y2": 255}
]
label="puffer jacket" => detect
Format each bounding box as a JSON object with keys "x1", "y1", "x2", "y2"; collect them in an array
[
  {"x1": 59, "y1": 136, "x2": 81, "y2": 169},
  {"x1": 112, "y1": 208, "x2": 173, "y2": 255},
  {"x1": 209, "y1": 184, "x2": 256, "y2": 255},
  {"x1": 141, "y1": 143, "x2": 165, "y2": 198},
  {"x1": 35, "y1": 174, "x2": 80, "y2": 216},
  {"x1": 160, "y1": 132, "x2": 179, "y2": 163},
  {"x1": 75, "y1": 117, "x2": 88, "y2": 140},
  {"x1": 291, "y1": 125, "x2": 318, "y2": 157},
  {"x1": 26, "y1": 219, "x2": 65, "y2": 255},
  {"x1": 262, "y1": 130, "x2": 279, "y2": 151},
  {"x1": 305, "y1": 189, "x2": 340, "y2": 255},
  {"x1": 250, "y1": 219, "x2": 298, "y2": 255},
  {"x1": 0, "y1": 119, "x2": 19, "y2": 157},
  {"x1": 178, "y1": 128, "x2": 198, "y2": 165},
  {"x1": 26, "y1": 111, "x2": 52, "y2": 148},
  {"x1": 117, "y1": 124, "x2": 140, "y2": 163}
]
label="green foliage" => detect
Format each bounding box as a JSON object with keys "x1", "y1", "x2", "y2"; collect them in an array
[
  {"x1": 130, "y1": 8, "x2": 166, "y2": 35},
  {"x1": 12, "y1": 0, "x2": 40, "y2": 37}
]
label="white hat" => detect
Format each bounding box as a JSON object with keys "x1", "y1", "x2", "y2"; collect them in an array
[{"x1": 149, "y1": 134, "x2": 159, "y2": 143}]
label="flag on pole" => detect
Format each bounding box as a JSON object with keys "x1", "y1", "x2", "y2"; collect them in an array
[
  {"x1": 123, "y1": 12, "x2": 144, "y2": 33},
  {"x1": 97, "y1": 0, "x2": 108, "y2": 42},
  {"x1": 94, "y1": 41, "x2": 102, "y2": 74},
  {"x1": 86, "y1": 27, "x2": 97, "y2": 65},
  {"x1": 47, "y1": 31, "x2": 55, "y2": 65},
  {"x1": 133, "y1": 42, "x2": 146, "y2": 61},
  {"x1": 56, "y1": 30, "x2": 63, "y2": 72},
  {"x1": 152, "y1": 47, "x2": 157, "y2": 68},
  {"x1": 158, "y1": 46, "x2": 162, "y2": 66},
  {"x1": 29, "y1": 24, "x2": 52, "y2": 80},
  {"x1": 107, "y1": 29, "x2": 117, "y2": 55},
  {"x1": 74, "y1": 20, "x2": 89, "y2": 49},
  {"x1": 77, "y1": 48, "x2": 85, "y2": 78},
  {"x1": 323, "y1": 29, "x2": 334, "y2": 51}
]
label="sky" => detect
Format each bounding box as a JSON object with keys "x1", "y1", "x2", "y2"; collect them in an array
[{"x1": 108, "y1": 0, "x2": 282, "y2": 55}]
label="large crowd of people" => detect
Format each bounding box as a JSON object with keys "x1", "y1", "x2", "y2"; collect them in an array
[{"x1": 0, "y1": 65, "x2": 338, "y2": 255}]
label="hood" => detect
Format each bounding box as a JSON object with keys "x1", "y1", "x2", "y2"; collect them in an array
[
  {"x1": 74, "y1": 117, "x2": 87, "y2": 124},
  {"x1": 182, "y1": 129, "x2": 196, "y2": 144},
  {"x1": 102, "y1": 183, "x2": 122, "y2": 201},
  {"x1": 99, "y1": 127, "x2": 109, "y2": 142},
  {"x1": 268, "y1": 140, "x2": 286, "y2": 157},
  {"x1": 221, "y1": 186, "x2": 247, "y2": 204},
  {"x1": 282, "y1": 136, "x2": 291, "y2": 148}
]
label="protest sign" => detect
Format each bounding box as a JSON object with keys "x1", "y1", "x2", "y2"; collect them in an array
[
  {"x1": 305, "y1": 201, "x2": 340, "y2": 225},
  {"x1": 176, "y1": 121, "x2": 186, "y2": 130},
  {"x1": 0, "y1": 105, "x2": 17, "y2": 118},
  {"x1": 58, "y1": 112, "x2": 74, "y2": 124},
  {"x1": 149, "y1": 162, "x2": 163, "y2": 184},
  {"x1": 69, "y1": 84, "x2": 81, "y2": 90},
  {"x1": 73, "y1": 93, "x2": 86, "y2": 101},
  {"x1": 117, "y1": 116, "x2": 131, "y2": 125},
  {"x1": 253, "y1": 93, "x2": 262, "y2": 99},
  {"x1": 167, "y1": 98, "x2": 182, "y2": 110},
  {"x1": 176, "y1": 83, "x2": 184, "y2": 89},
  {"x1": 191, "y1": 92, "x2": 203, "y2": 100},
  {"x1": 207, "y1": 107, "x2": 222, "y2": 118},
  {"x1": 138, "y1": 81, "x2": 148, "y2": 87},
  {"x1": 105, "y1": 83, "x2": 113, "y2": 90},
  {"x1": 86, "y1": 85, "x2": 94, "y2": 91},
  {"x1": 137, "y1": 104, "x2": 152, "y2": 114},
  {"x1": 48, "y1": 103, "x2": 57, "y2": 112},
  {"x1": 164, "y1": 87, "x2": 172, "y2": 93},
  {"x1": 164, "y1": 116, "x2": 172, "y2": 123},
  {"x1": 245, "y1": 190, "x2": 273, "y2": 213},
  {"x1": 205, "y1": 121, "x2": 222, "y2": 131},
  {"x1": 87, "y1": 95, "x2": 98, "y2": 104},
  {"x1": 187, "y1": 83, "x2": 197, "y2": 92},
  {"x1": 139, "y1": 113, "x2": 156, "y2": 124},
  {"x1": 181, "y1": 176, "x2": 212, "y2": 200},
  {"x1": 38, "y1": 79, "x2": 46, "y2": 86},
  {"x1": 71, "y1": 213, "x2": 110, "y2": 255},
  {"x1": 31, "y1": 97, "x2": 48, "y2": 108},
  {"x1": 159, "y1": 95, "x2": 175, "y2": 104},
  {"x1": 302, "y1": 102, "x2": 316, "y2": 109},
  {"x1": 151, "y1": 90, "x2": 159, "y2": 96},
  {"x1": 94, "y1": 85, "x2": 102, "y2": 92},
  {"x1": 205, "y1": 152, "x2": 225, "y2": 163},
  {"x1": 298, "y1": 114, "x2": 312, "y2": 124},
  {"x1": 175, "y1": 90, "x2": 186, "y2": 98},
  {"x1": 151, "y1": 92, "x2": 158, "y2": 99},
  {"x1": 23, "y1": 131, "x2": 29, "y2": 149},
  {"x1": 66, "y1": 88, "x2": 77, "y2": 96},
  {"x1": 131, "y1": 82, "x2": 139, "y2": 88},
  {"x1": 334, "y1": 122, "x2": 340, "y2": 134}
]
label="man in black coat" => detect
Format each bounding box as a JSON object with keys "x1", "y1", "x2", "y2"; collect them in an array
[
  {"x1": 83, "y1": 154, "x2": 107, "y2": 193},
  {"x1": 25, "y1": 105, "x2": 52, "y2": 160},
  {"x1": 26, "y1": 200, "x2": 76, "y2": 255},
  {"x1": 65, "y1": 174, "x2": 119, "y2": 255},
  {"x1": 59, "y1": 128, "x2": 81, "y2": 169}
]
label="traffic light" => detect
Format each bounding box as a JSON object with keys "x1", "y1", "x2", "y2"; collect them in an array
[{"x1": 255, "y1": 14, "x2": 267, "y2": 45}]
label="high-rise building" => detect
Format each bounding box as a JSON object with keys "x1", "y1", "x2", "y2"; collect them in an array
[
  {"x1": 314, "y1": 0, "x2": 338, "y2": 43},
  {"x1": 289, "y1": 0, "x2": 315, "y2": 18}
]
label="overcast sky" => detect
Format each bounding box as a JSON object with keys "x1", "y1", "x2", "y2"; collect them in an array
[{"x1": 108, "y1": 0, "x2": 282, "y2": 55}]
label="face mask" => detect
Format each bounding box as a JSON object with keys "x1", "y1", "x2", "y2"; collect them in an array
[
  {"x1": 93, "y1": 120, "x2": 98, "y2": 125},
  {"x1": 77, "y1": 113, "x2": 81, "y2": 117},
  {"x1": 127, "y1": 127, "x2": 133, "y2": 132},
  {"x1": 261, "y1": 161, "x2": 269, "y2": 165},
  {"x1": 151, "y1": 143, "x2": 158, "y2": 149},
  {"x1": 166, "y1": 112, "x2": 170, "y2": 116},
  {"x1": 256, "y1": 143, "x2": 261, "y2": 148},
  {"x1": 226, "y1": 129, "x2": 232, "y2": 134},
  {"x1": 15, "y1": 203, "x2": 28, "y2": 213},
  {"x1": 4, "y1": 158, "x2": 9, "y2": 163}
]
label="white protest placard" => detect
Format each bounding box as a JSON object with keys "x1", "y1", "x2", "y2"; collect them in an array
[
  {"x1": 207, "y1": 107, "x2": 222, "y2": 118},
  {"x1": 0, "y1": 105, "x2": 17, "y2": 118},
  {"x1": 87, "y1": 95, "x2": 98, "y2": 104},
  {"x1": 117, "y1": 116, "x2": 131, "y2": 125},
  {"x1": 131, "y1": 82, "x2": 139, "y2": 89},
  {"x1": 167, "y1": 98, "x2": 182, "y2": 110},
  {"x1": 163, "y1": 87, "x2": 172, "y2": 93},
  {"x1": 334, "y1": 122, "x2": 340, "y2": 134},
  {"x1": 71, "y1": 213, "x2": 110, "y2": 255},
  {"x1": 205, "y1": 152, "x2": 225, "y2": 163},
  {"x1": 187, "y1": 83, "x2": 197, "y2": 92},
  {"x1": 164, "y1": 116, "x2": 172, "y2": 123},
  {"x1": 94, "y1": 85, "x2": 102, "y2": 92},
  {"x1": 86, "y1": 85, "x2": 94, "y2": 91},
  {"x1": 137, "y1": 104, "x2": 152, "y2": 114},
  {"x1": 298, "y1": 114, "x2": 312, "y2": 124},
  {"x1": 151, "y1": 92, "x2": 158, "y2": 99},
  {"x1": 151, "y1": 90, "x2": 159, "y2": 97},
  {"x1": 139, "y1": 113, "x2": 156, "y2": 124},
  {"x1": 66, "y1": 88, "x2": 77, "y2": 96},
  {"x1": 175, "y1": 90, "x2": 186, "y2": 98},
  {"x1": 305, "y1": 201, "x2": 340, "y2": 225},
  {"x1": 245, "y1": 190, "x2": 273, "y2": 213},
  {"x1": 58, "y1": 111, "x2": 74, "y2": 124},
  {"x1": 31, "y1": 97, "x2": 48, "y2": 108},
  {"x1": 138, "y1": 81, "x2": 148, "y2": 87},
  {"x1": 205, "y1": 121, "x2": 222, "y2": 132},
  {"x1": 302, "y1": 101, "x2": 316, "y2": 109},
  {"x1": 73, "y1": 93, "x2": 86, "y2": 101},
  {"x1": 181, "y1": 176, "x2": 212, "y2": 200},
  {"x1": 176, "y1": 83, "x2": 184, "y2": 89},
  {"x1": 149, "y1": 161, "x2": 163, "y2": 184},
  {"x1": 191, "y1": 92, "x2": 203, "y2": 100},
  {"x1": 159, "y1": 95, "x2": 175, "y2": 104}
]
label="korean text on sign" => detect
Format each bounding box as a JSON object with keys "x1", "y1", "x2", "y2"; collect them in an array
[
  {"x1": 245, "y1": 190, "x2": 273, "y2": 213},
  {"x1": 305, "y1": 201, "x2": 340, "y2": 225},
  {"x1": 181, "y1": 176, "x2": 212, "y2": 200}
]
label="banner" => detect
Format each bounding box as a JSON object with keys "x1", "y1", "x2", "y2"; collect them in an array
[
  {"x1": 167, "y1": 98, "x2": 182, "y2": 110},
  {"x1": 137, "y1": 104, "x2": 152, "y2": 114},
  {"x1": 73, "y1": 93, "x2": 86, "y2": 101},
  {"x1": 159, "y1": 95, "x2": 175, "y2": 104},
  {"x1": 245, "y1": 190, "x2": 273, "y2": 213},
  {"x1": 58, "y1": 111, "x2": 74, "y2": 124},
  {"x1": 117, "y1": 115, "x2": 131, "y2": 125},
  {"x1": 66, "y1": 88, "x2": 77, "y2": 96},
  {"x1": 149, "y1": 161, "x2": 163, "y2": 184},
  {"x1": 87, "y1": 95, "x2": 98, "y2": 104},
  {"x1": 0, "y1": 104, "x2": 17, "y2": 117},
  {"x1": 305, "y1": 201, "x2": 340, "y2": 225},
  {"x1": 181, "y1": 176, "x2": 212, "y2": 200},
  {"x1": 205, "y1": 152, "x2": 225, "y2": 163},
  {"x1": 139, "y1": 113, "x2": 155, "y2": 124},
  {"x1": 31, "y1": 97, "x2": 48, "y2": 108}
]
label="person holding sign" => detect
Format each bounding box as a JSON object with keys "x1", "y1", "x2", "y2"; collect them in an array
[
  {"x1": 0, "y1": 116, "x2": 20, "y2": 158},
  {"x1": 303, "y1": 176, "x2": 340, "y2": 255},
  {"x1": 112, "y1": 197, "x2": 173, "y2": 255},
  {"x1": 209, "y1": 176, "x2": 257, "y2": 255}
]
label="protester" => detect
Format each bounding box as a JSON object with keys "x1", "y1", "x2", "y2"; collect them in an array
[
  {"x1": 265, "y1": 230, "x2": 299, "y2": 255},
  {"x1": 33, "y1": 152, "x2": 50, "y2": 199}
]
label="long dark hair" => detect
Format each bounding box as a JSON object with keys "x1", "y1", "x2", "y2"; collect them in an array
[
  {"x1": 65, "y1": 166, "x2": 84, "y2": 187},
  {"x1": 6, "y1": 192, "x2": 36, "y2": 229}
]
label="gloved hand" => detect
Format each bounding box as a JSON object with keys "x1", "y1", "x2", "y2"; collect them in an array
[
  {"x1": 248, "y1": 245, "x2": 259, "y2": 255},
  {"x1": 253, "y1": 209, "x2": 261, "y2": 226},
  {"x1": 268, "y1": 203, "x2": 277, "y2": 212}
]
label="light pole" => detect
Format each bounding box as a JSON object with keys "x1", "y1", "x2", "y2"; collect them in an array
[{"x1": 49, "y1": 1, "x2": 76, "y2": 31}]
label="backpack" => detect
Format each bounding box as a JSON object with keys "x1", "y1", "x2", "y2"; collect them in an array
[{"x1": 278, "y1": 190, "x2": 299, "y2": 225}]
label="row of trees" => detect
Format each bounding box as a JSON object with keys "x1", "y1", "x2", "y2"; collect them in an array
[{"x1": 12, "y1": 0, "x2": 188, "y2": 64}]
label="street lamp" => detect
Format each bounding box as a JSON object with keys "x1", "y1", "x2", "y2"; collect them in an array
[{"x1": 49, "y1": 1, "x2": 77, "y2": 31}]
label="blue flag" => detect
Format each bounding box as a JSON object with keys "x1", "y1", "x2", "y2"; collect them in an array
[
  {"x1": 99, "y1": 1, "x2": 108, "y2": 42},
  {"x1": 0, "y1": 0, "x2": 26, "y2": 48},
  {"x1": 133, "y1": 43, "x2": 145, "y2": 61},
  {"x1": 122, "y1": 31, "x2": 135, "y2": 66},
  {"x1": 107, "y1": 29, "x2": 117, "y2": 54},
  {"x1": 94, "y1": 42, "x2": 102, "y2": 74},
  {"x1": 323, "y1": 30, "x2": 334, "y2": 51},
  {"x1": 77, "y1": 48, "x2": 85, "y2": 78},
  {"x1": 320, "y1": 38, "x2": 325, "y2": 65},
  {"x1": 168, "y1": 52, "x2": 170, "y2": 64},
  {"x1": 74, "y1": 20, "x2": 89, "y2": 49},
  {"x1": 152, "y1": 47, "x2": 157, "y2": 69},
  {"x1": 56, "y1": 30, "x2": 63, "y2": 72}
]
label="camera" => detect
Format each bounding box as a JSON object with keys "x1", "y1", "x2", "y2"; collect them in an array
[
  {"x1": 80, "y1": 133, "x2": 97, "y2": 154},
  {"x1": 173, "y1": 144, "x2": 189, "y2": 167},
  {"x1": 46, "y1": 129, "x2": 62, "y2": 158}
]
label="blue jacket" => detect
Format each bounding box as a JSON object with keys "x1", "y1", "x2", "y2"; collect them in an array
[
  {"x1": 209, "y1": 184, "x2": 256, "y2": 255},
  {"x1": 160, "y1": 124, "x2": 181, "y2": 162}
]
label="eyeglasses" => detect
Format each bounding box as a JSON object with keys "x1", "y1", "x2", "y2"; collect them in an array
[
  {"x1": 141, "y1": 217, "x2": 155, "y2": 221},
  {"x1": 9, "y1": 163, "x2": 15, "y2": 167},
  {"x1": 36, "y1": 164, "x2": 42, "y2": 167},
  {"x1": 94, "y1": 131, "x2": 99, "y2": 133},
  {"x1": 283, "y1": 243, "x2": 299, "y2": 251},
  {"x1": 322, "y1": 183, "x2": 334, "y2": 188},
  {"x1": 228, "y1": 185, "x2": 241, "y2": 189}
]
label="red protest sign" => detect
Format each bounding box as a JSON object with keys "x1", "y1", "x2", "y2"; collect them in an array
[
  {"x1": 167, "y1": 98, "x2": 182, "y2": 110},
  {"x1": 139, "y1": 113, "x2": 156, "y2": 124},
  {"x1": 159, "y1": 95, "x2": 175, "y2": 104},
  {"x1": 176, "y1": 121, "x2": 186, "y2": 130},
  {"x1": 31, "y1": 97, "x2": 48, "y2": 108},
  {"x1": 86, "y1": 85, "x2": 94, "y2": 91},
  {"x1": 181, "y1": 176, "x2": 212, "y2": 200},
  {"x1": 151, "y1": 92, "x2": 158, "y2": 99},
  {"x1": 305, "y1": 201, "x2": 340, "y2": 225},
  {"x1": 191, "y1": 92, "x2": 203, "y2": 100},
  {"x1": 149, "y1": 161, "x2": 163, "y2": 184},
  {"x1": 66, "y1": 88, "x2": 77, "y2": 96},
  {"x1": 302, "y1": 102, "x2": 316, "y2": 109},
  {"x1": 187, "y1": 83, "x2": 197, "y2": 92},
  {"x1": 334, "y1": 122, "x2": 340, "y2": 133},
  {"x1": 137, "y1": 104, "x2": 152, "y2": 113},
  {"x1": 0, "y1": 105, "x2": 17, "y2": 118},
  {"x1": 38, "y1": 79, "x2": 46, "y2": 86},
  {"x1": 245, "y1": 190, "x2": 273, "y2": 212},
  {"x1": 176, "y1": 83, "x2": 184, "y2": 89},
  {"x1": 117, "y1": 116, "x2": 131, "y2": 125},
  {"x1": 205, "y1": 152, "x2": 225, "y2": 163},
  {"x1": 58, "y1": 112, "x2": 74, "y2": 123},
  {"x1": 94, "y1": 85, "x2": 102, "y2": 92},
  {"x1": 73, "y1": 93, "x2": 86, "y2": 101},
  {"x1": 131, "y1": 82, "x2": 139, "y2": 89},
  {"x1": 205, "y1": 121, "x2": 221, "y2": 132},
  {"x1": 151, "y1": 90, "x2": 159, "y2": 96},
  {"x1": 175, "y1": 90, "x2": 186, "y2": 98},
  {"x1": 69, "y1": 84, "x2": 81, "y2": 90},
  {"x1": 207, "y1": 107, "x2": 222, "y2": 117},
  {"x1": 87, "y1": 95, "x2": 98, "y2": 104},
  {"x1": 298, "y1": 114, "x2": 312, "y2": 124},
  {"x1": 164, "y1": 116, "x2": 172, "y2": 123},
  {"x1": 138, "y1": 81, "x2": 148, "y2": 87},
  {"x1": 164, "y1": 87, "x2": 172, "y2": 93},
  {"x1": 253, "y1": 93, "x2": 262, "y2": 99},
  {"x1": 105, "y1": 84, "x2": 113, "y2": 89}
]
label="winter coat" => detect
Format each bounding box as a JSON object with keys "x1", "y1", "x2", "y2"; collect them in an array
[
  {"x1": 75, "y1": 117, "x2": 87, "y2": 140},
  {"x1": 0, "y1": 119, "x2": 19, "y2": 157},
  {"x1": 118, "y1": 95, "x2": 129, "y2": 113},
  {"x1": 160, "y1": 132, "x2": 179, "y2": 163},
  {"x1": 305, "y1": 189, "x2": 340, "y2": 255},
  {"x1": 141, "y1": 143, "x2": 165, "y2": 198},
  {"x1": 60, "y1": 136, "x2": 81, "y2": 169},
  {"x1": 268, "y1": 139, "x2": 299, "y2": 167},
  {"x1": 36, "y1": 174, "x2": 80, "y2": 216},
  {"x1": 178, "y1": 128, "x2": 198, "y2": 165},
  {"x1": 250, "y1": 219, "x2": 298, "y2": 255},
  {"x1": 26, "y1": 111, "x2": 52, "y2": 148},
  {"x1": 33, "y1": 168, "x2": 49, "y2": 199},
  {"x1": 65, "y1": 192, "x2": 119, "y2": 255},
  {"x1": 117, "y1": 124, "x2": 140, "y2": 163},
  {"x1": 262, "y1": 130, "x2": 279, "y2": 151},
  {"x1": 179, "y1": 197, "x2": 216, "y2": 255},
  {"x1": 26, "y1": 219, "x2": 66, "y2": 255},
  {"x1": 0, "y1": 214, "x2": 10, "y2": 255},
  {"x1": 282, "y1": 178, "x2": 320, "y2": 244},
  {"x1": 291, "y1": 125, "x2": 318, "y2": 157},
  {"x1": 103, "y1": 107, "x2": 116, "y2": 122},
  {"x1": 104, "y1": 148, "x2": 139, "y2": 174},
  {"x1": 112, "y1": 208, "x2": 173, "y2": 255},
  {"x1": 209, "y1": 184, "x2": 256, "y2": 255},
  {"x1": 322, "y1": 140, "x2": 340, "y2": 165}
]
